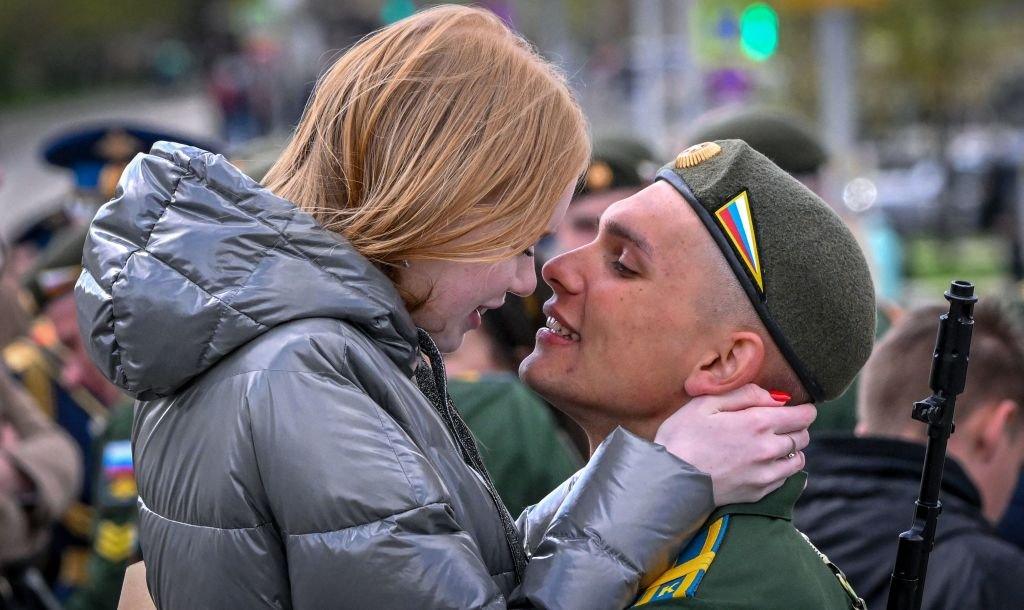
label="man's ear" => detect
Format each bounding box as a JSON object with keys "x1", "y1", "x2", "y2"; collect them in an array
[
  {"x1": 974, "y1": 399, "x2": 1020, "y2": 463},
  {"x1": 684, "y1": 331, "x2": 764, "y2": 396}
]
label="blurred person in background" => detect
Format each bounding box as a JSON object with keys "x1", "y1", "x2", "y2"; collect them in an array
[
  {"x1": 0, "y1": 235, "x2": 82, "y2": 610},
  {"x1": 23, "y1": 226, "x2": 139, "y2": 610},
  {"x1": 684, "y1": 107, "x2": 829, "y2": 194},
  {"x1": 794, "y1": 303, "x2": 1024, "y2": 609},
  {"x1": 685, "y1": 107, "x2": 898, "y2": 434},
  {"x1": 444, "y1": 273, "x2": 583, "y2": 516},
  {"x1": 85, "y1": 7, "x2": 817, "y2": 608},
  {"x1": 553, "y1": 137, "x2": 656, "y2": 256},
  {"x1": 996, "y1": 297, "x2": 1024, "y2": 552},
  {"x1": 4, "y1": 124, "x2": 209, "y2": 603},
  {"x1": 19, "y1": 225, "x2": 138, "y2": 608},
  {"x1": 6, "y1": 227, "x2": 102, "y2": 600},
  {"x1": 979, "y1": 155, "x2": 1023, "y2": 283}
]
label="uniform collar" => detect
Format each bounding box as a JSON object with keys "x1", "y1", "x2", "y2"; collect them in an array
[{"x1": 709, "y1": 471, "x2": 807, "y2": 521}]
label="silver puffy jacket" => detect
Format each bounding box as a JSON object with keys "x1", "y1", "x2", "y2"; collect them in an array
[{"x1": 75, "y1": 143, "x2": 714, "y2": 609}]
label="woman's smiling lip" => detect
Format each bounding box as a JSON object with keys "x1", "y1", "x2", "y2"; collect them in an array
[{"x1": 468, "y1": 301, "x2": 504, "y2": 329}]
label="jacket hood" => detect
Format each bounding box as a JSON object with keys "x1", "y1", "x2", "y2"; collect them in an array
[{"x1": 75, "y1": 141, "x2": 419, "y2": 400}]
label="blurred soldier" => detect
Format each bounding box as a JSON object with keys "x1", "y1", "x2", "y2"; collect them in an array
[
  {"x1": 444, "y1": 283, "x2": 582, "y2": 515},
  {"x1": 553, "y1": 137, "x2": 656, "y2": 255},
  {"x1": 63, "y1": 402, "x2": 136, "y2": 610},
  {"x1": 4, "y1": 229, "x2": 99, "y2": 599},
  {"x1": 795, "y1": 303, "x2": 1024, "y2": 609},
  {"x1": 40, "y1": 124, "x2": 221, "y2": 205},
  {"x1": 6, "y1": 124, "x2": 219, "y2": 297},
  {"x1": 19, "y1": 226, "x2": 137, "y2": 608},
  {"x1": 5, "y1": 208, "x2": 75, "y2": 285},
  {"x1": 685, "y1": 107, "x2": 828, "y2": 192},
  {"x1": 2, "y1": 124, "x2": 214, "y2": 602},
  {"x1": 0, "y1": 236, "x2": 82, "y2": 609},
  {"x1": 685, "y1": 107, "x2": 897, "y2": 433}
]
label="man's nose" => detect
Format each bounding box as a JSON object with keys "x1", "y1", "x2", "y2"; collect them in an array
[
  {"x1": 508, "y1": 256, "x2": 538, "y2": 297},
  {"x1": 542, "y1": 250, "x2": 583, "y2": 296}
]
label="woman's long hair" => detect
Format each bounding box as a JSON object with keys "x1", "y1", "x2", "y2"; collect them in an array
[{"x1": 264, "y1": 5, "x2": 589, "y2": 278}]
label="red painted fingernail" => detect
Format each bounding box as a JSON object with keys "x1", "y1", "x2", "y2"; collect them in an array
[{"x1": 769, "y1": 390, "x2": 791, "y2": 404}]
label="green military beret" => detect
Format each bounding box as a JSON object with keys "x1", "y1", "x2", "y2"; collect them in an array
[
  {"x1": 576, "y1": 138, "x2": 656, "y2": 198},
  {"x1": 686, "y1": 108, "x2": 827, "y2": 175},
  {"x1": 657, "y1": 140, "x2": 874, "y2": 401}
]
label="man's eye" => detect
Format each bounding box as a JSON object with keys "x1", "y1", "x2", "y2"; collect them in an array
[{"x1": 612, "y1": 259, "x2": 637, "y2": 277}]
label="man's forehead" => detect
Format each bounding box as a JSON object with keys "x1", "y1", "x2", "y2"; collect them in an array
[{"x1": 601, "y1": 181, "x2": 702, "y2": 248}]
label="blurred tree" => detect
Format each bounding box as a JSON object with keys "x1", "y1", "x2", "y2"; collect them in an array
[{"x1": 0, "y1": 0, "x2": 257, "y2": 103}]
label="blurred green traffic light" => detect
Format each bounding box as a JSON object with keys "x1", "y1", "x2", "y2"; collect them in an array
[
  {"x1": 381, "y1": 0, "x2": 416, "y2": 24},
  {"x1": 740, "y1": 3, "x2": 778, "y2": 61}
]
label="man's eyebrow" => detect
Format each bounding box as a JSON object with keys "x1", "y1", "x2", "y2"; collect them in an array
[{"x1": 605, "y1": 220, "x2": 655, "y2": 258}]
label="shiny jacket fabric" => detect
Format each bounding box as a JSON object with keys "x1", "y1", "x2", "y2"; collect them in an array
[{"x1": 75, "y1": 142, "x2": 715, "y2": 609}]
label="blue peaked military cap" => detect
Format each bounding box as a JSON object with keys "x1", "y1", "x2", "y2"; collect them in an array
[{"x1": 41, "y1": 123, "x2": 221, "y2": 190}]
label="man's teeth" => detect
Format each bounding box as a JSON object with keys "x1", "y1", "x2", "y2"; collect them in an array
[{"x1": 546, "y1": 316, "x2": 580, "y2": 341}]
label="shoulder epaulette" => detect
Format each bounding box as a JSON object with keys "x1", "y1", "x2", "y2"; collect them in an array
[{"x1": 633, "y1": 515, "x2": 730, "y2": 606}]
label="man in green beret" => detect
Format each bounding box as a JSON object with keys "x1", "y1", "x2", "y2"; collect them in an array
[
  {"x1": 520, "y1": 139, "x2": 874, "y2": 608},
  {"x1": 686, "y1": 107, "x2": 899, "y2": 434},
  {"x1": 555, "y1": 138, "x2": 656, "y2": 255}
]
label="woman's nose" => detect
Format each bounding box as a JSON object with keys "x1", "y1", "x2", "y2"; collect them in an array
[{"x1": 509, "y1": 257, "x2": 538, "y2": 297}]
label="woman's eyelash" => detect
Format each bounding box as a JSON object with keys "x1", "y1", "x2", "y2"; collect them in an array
[{"x1": 523, "y1": 247, "x2": 535, "y2": 257}]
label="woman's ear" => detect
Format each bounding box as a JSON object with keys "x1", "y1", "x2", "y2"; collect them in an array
[{"x1": 684, "y1": 331, "x2": 765, "y2": 396}]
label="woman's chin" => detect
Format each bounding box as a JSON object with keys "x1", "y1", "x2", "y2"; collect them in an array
[{"x1": 432, "y1": 330, "x2": 464, "y2": 355}]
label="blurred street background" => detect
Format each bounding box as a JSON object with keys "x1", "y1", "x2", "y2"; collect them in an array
[{"x1": 4, "y1": 0, "x2": 1024, "y2": 302}]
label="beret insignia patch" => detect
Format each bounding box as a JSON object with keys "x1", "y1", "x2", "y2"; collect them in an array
[
  {"x1": 675, "y1": 142, "x2": 722, "y2": 169},
  {"x1": 714, "y1": 191, "x2": 764, "y2": 293}
]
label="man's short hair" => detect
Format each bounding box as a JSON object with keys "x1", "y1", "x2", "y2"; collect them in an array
[{"x1": 858, "y1": 302, "x2": 1024, "y2": 436}]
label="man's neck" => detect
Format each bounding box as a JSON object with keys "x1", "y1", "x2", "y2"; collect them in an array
[{"x1": 559, "y1": 405, "x2": 670, "y2": 456}]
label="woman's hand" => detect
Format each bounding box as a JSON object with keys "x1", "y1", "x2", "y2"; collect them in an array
[{"x1": 653, "y1": 384, "x2": 815, "y2": 506}]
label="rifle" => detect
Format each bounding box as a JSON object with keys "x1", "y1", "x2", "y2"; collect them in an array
[{"x1": 886, "y1": 280, "x2": 977, "y2": 610}]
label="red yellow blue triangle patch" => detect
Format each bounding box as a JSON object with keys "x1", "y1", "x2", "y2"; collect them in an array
[{"x1": 714, "y1": 191, "x2": 764, "y2": 292}]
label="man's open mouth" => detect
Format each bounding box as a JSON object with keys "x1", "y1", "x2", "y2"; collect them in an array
[{"x1": 545, "y1": 316, "x2": 580, "y2": 342}]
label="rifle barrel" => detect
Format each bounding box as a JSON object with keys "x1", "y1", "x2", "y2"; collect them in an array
[{"x1": 886, "y1": 281, "x2": 976, "y2": 610}]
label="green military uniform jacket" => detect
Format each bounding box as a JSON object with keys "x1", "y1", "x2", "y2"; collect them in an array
[
  {"x1": 448, "y1": 372, "x2": 582, "y2": 516},
  {"x1": 633, "y1": 473, "x2": 864, "y2": 609},
  {"x1": 66, "y1": 402, "x2": 138, "y2": 610}
]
